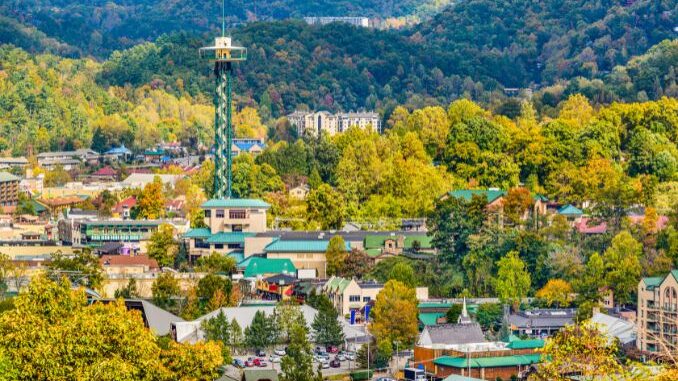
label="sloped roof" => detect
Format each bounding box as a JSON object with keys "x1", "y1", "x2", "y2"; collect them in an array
[
  {"x1": 201, "y1": 198, "x2": 270, "y2": 209},
  {"x1": 557, "y1": 204, "x2": 583, "y2": 216},
  {"x1": 590, "y1": 312, "x2": 636, "y2": 345},
  {"x1": 265, "y1": 239, "x2": 350, "y2": 253},
  {"x1": 364, "y1": 234, "x2": 433, "y2": 249},
  {"x1": 243, "y1": 257, "x2": 296, "y2": 277},
  {"x1": 206, "y1": 232, "x2": 255, "y2": 244},
  {"x1": 128, "y1": 299, "x2": 184, "y2": 336},
  {"x1": 92, "y1": 166, "x2": 117, "y2": 176},
  {"x1": 575, "y1": 217, "x2": 607, "y2": 234},
  {"x1": 434, "y1": 354, "x2": 542, "y2": 368},
  {"x1": 448, "y1": 189, "x2": 506, "y2": 203},
  {"x1": 419, "y1": 312, "x2": 446, "y2": 326},
  {"x1": 0, "y1": 171, "x2": 20, "y2": 182},
  {"x1": 420, "y1": 323, "x2": 485, "y2": 346},
  {"x1": 506, "y1": 339, "x2": 544, "y2": 350},
  {"x1": 100, "y1": 255, "x2": 159, "y2": 269},
  {"x1": 183, "y1": 228, "x2": 212, "y2": 239}
]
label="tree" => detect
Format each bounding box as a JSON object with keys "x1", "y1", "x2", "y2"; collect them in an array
[
  {"x1": 388, "y1": 262, "x2": 416, "y2": 288},
  {"x1": 197, "y1": 274, "x2": 233, "y2": 306},
  {"x1": 602, "y1": 230, "x2": 642, "y2": 305},
  {"x1": 147, "y1": 224, "x2": 178, "y2": 268},
  {"x1": 428, "y1": 194, "x2": 488, "y2": 265},
  {"x1": 503, "y1": 187, "x2": 533, "y2": 225},
  {"x1": 534, "y1": 322, "x2": 624, "y2": 380},
  {"x1": 195, "y1": 253, "x2": 236, "y2": 274},
  {"x1": 47, "y1": 249, "x2": 103, "y2": 290},
  {"x1": 245, "y1": 310, "x2": 275, "y2": 350},
  {"x1": 136, "y1": 176, "x2": 166, "y2": 219},
  {"x1": 536, "y1": 279, "x2": 573, "y2": 307},
  {"x1": 474, "y1": 303, "x2": 503, "y2": 332},
  {"x1": 311, "y1": 302, "x2": 344, "y2": 346},
  {"x1": 306, "y1": 184, "x2": 346, "y2": 230},
  {"x1": 0, "y1": 275, "x2": 222, "y2": 380},
  {"x1": 114, "y1": 278, "x2": 139, "y2": 299},
  {"x1": 445, "y1": 304, "x2": 463, "y2": 324},
  {"x1": 280, "y1": 322, "x2": 322, "y2": 381},
  {"x1": 339, "y1": 249, "x2": 373, "y2": 279},
  {"x1": 229, "y1": 318, "x2": 244, "y2": 352},
  {"x1": 152, "y1": 272, "x2": 181, "y2": 309},
  {"x1": 325, "y1": 235, "x2": 347, "y2": 277},
  {"x1": 201, "y1": 310, "x2": 232, "y2": 364},
  {"x1": 14, "y1": 192, "x2": 35, "y2": 216},
  {"x1": 274, "y1": 302, "x2": 306, "y2": 344},
  {"x1": 494, "y1": 251, "x2": 531, "y2": 309},
  {"x1": 573, "y1": 252, "x2": 606, "y2": 317},
  {"x1": 370, "y1": 280, "x2": 418, "y2": 346}
]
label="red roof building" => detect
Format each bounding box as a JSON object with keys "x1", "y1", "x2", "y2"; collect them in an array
[
  {"x1": 92, "y1": 166, "x2": 117, "y2": 178},
  {"x1": 112, "y1": 196, "x2": 136, "y2": 216}
]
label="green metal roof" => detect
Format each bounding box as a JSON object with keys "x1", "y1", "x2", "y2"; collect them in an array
[
  {"x1": 202, "y1": 198, "x2": 270, "y2": 209},
  {"x1": 643, "y1": 271, "x2": 678, "y2": 290},
  {"x1": 434, "y1": 354, "x2": 542, "y2": 368},
  {"x1": 0, "y1": 171, "x2": 20, "y2": 182},
  {"x1": 243, "y1": 257, "x2": 296, "y2": 277},
  {"x1": 206, "y1": 232, "x2": 255, "y2": 244},
  {"x1": 506, "y1": 339, "x2": 544, "y2": 350},
  {"x1": 557, "y1": 204, "x2": 583, "y2": 216},
  {"x1": 363, "y1": 234, "x2": 433, "y2": 250},
  {"x1": 448, "y1": 189, "x2": 506, "y2": 203},
  {"x1": 443, "y1": 375, "x2": 485, "y2": 381},
  {"x1": 419, "y1": 312, "x2": 445, "y2": 326},
  {"x1": 183, "y1": 228, "x2": 212, "y2": 238},
  {"x1": 30, "y1": 200, "x2": 47, "y2": 213},
  {"x1": 265, "y1": 240, "x2": 350, "y2": 253},
  {"x1": 324, "y1": 277, "x2": 353, "y2": 293},
  {"x1": 418, "y1": 302, "x2": 452, "y2": 309},
  {"x1": 365, "y1": 248, "x2": 382, "y2": 258}
]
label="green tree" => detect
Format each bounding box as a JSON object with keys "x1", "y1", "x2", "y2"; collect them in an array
[
  {"x1": 306, "y1": 184, "x2": 346, "y2": 230},
  {"x1": 274, "y1": 302, "x2": 306, "y2": 344},
  {"x1": 280, "y1": 322, "x2": 322, "y2": 381},
  {"x1": 152, "y1": 272, "x2": 181, "y2": 309},
  {"x1": 195, "y1": 253, "x2": 236, "y2": 274},
  {"x1": 494, "y1": 251, "x2": 531, "y2": 309},
  {"x1": 197, "y1": 274, "x2": 233, "y2": 305},
  {"x1": 47, "y1": 249, "x2": 103, "y2": 290},
  {"x1": 229, "y1": 318, "x2": 244, "y2": 352},
  {"x1": 339, "y1": 249, "x2": 373, "y2": 279},
  {"x1": 445, "y1": 304, "x2": 463, "y2": 324},
  {"x1": 114, "y1": 278, "x2": 139, "y2": 299},
  {"x1": 245, "y1": 310, "x2": 275, "y2": 350},
  {"x1": 311, "y1": 302, "x2": 344, "y2": 346},
  {"x1": 602, "y1": 230, "x2": 643, "y2": 305},
  {"x1": 388, "y1": 262, "x2": 416, "y2": 288},
  {"x1": 201, "y1": 310, "x2": 232, "y2": 364},
  {"x1": 147, "y1": 224, "x2": 178, "y2": 268},
  {"x1": 325, "y1": 235, "x2": 347, "y2": 276}
]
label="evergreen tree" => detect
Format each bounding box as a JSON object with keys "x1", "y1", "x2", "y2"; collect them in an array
[
  {"x1": 311, "y1": 303, "x2": 345, "y2": 346},
  {"x1": 244, "y1": 310, "x2": 275, "y2": 350},
  {"x1": 201, "y1": 310, "x2": 232, "y2": 363},
  {"x1": 280, "y1": 322, "x2": 322, "y2": 381}
]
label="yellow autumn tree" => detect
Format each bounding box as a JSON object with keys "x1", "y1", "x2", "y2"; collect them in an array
[
  {"x1": 369, "y1": 280, "x2": 419, "y2": 346},
  {"x1": 536, "y1": 279, "x2": 574, "y2": 307},
  {"x1": 0, "y1": 275, "x2": 223, "y2": 380}
]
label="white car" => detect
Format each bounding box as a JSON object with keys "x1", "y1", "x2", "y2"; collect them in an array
[
  {"x1": 274, "y1": 349, "x2": 286, "y2": 356},
  {"x1": 336, "y1": 354, "x2": 346, "y2": 361},
  {"x1": 345, "y1": 352, "x2": 356, "y2": 360},
  {"x1": 321, "y1": 360, "x2": 330, "y2": 369},
  {"x1": 269, "y1": 355, "x2": 281, "y2": 363}
]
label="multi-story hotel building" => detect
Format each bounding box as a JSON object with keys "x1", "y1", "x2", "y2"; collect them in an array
[
  {"x1": 287, "y1": 110, "x2": 381, "y2": 137},
  {"x1": 637, "y1": 271, "x2": 678, "y2": 354}
]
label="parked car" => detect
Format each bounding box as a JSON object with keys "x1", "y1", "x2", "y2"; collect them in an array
[
  {"x1": 326, "y1": 345, "x2": 339, "y2": 353},
  {"x1": 376, "y1": 378, "x2": 397, "y2": 381},
  {"x1": 336, "y1": 354, "x2": 346, "y2": 361},
  {"x1": 330, "y1": 359, "x2": 341, "y2": 368},
  {"x1": 255, "y1": 349, "x2": 266, "y2": 357},
  {"x1": 345, "y1": 352, "x2": 356, "y2": 361},
  {"x1": 257, "y1": 360, "x2": 268, "y2": 368},
  {"x1": 232, "y1": 359, "x2": 245, "y2": 368},
  {"x1": 244, "y1": 358, "x2": 255, "y2": 367},
  {"x1": 321, "y1": 360, "x2": 330, "y2": 369},
  {"x1": 274, "y1": 348, "x2": 286, "y2": 356},
  {"x1": 269, "y1": 355, "x2": 281, "y2": 363}
]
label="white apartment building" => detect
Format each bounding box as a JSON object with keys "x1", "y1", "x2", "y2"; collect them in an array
[
  {"x1": 287, "y1": 110, "x2": 381, "y2": 137},
  {"x1": 303, "y1": 17, "x2": 370, "y2": 28}
]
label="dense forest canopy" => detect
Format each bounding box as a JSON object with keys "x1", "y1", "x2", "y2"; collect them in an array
[{"x1": 0, "y1": 0, "x2": 453, "y2": 56}]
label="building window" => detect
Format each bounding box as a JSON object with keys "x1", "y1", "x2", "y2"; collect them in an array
[
  {"x1": 229, "y1": 209, "x2": 247, "y2": 219},
  {"x1": 232, "y1": 225, "x2": 243, "y2": 232},
  {"x1": 214, "y1": 244, "x2": 224, "y2": 249},
  {"x1": 349, "y1": 295, "x2": 360, "y2": 302},
  {"x1": 363, "y1": 296, "x2": 371, "y2": 302},
  {"x1": 216, "y1": 210, "x2": 224, "y2": 218},
  {"x1": 204, "y1": 209, "x2": 211, "y2": 218}
]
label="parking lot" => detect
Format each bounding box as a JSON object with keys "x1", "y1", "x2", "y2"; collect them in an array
[{"x1": 223, "y1": 350, "x2": 361, "y2": 379}]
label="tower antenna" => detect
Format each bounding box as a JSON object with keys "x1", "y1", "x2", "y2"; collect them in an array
[{"x1": 221, "y1": 0, "x2": 225, "y2": 37}]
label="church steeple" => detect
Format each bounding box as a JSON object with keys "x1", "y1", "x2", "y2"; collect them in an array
[{"x1": 458, "y1": 297, "x2": 472, "y2": 324}]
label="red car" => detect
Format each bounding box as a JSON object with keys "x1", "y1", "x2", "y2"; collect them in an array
[
  {"x1": 326, "y1": 345, "x2": 339, "y2": 353},
  {"x1": 244, "y1": 358, "x2": 255, "y2": 367},
  {"x1": 253, "y1": 358, "x2": 268, "y2": 367}
]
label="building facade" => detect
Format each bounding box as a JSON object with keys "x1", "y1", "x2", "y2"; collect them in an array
[
  {"x1": 287, "y1": 110, "x2": 381, "y2": 137},
  {"x1": 637, "y1": 271, "x2": 678, "y2": 353},
  {"x1": 0, "y1": 172, "x2": 20, "y2": 211},
  {"x1": 303, "y1": 16, "x2": 370, "y2": 27}
]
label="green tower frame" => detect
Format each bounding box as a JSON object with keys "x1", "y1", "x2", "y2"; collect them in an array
[{"x1": 200, "y1": 34, "x2": 247, "y2": 199}]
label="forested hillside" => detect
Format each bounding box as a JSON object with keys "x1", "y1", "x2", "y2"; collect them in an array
[{"x1": 0, "y1": 0, "x2": 452, "y2": 56}]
